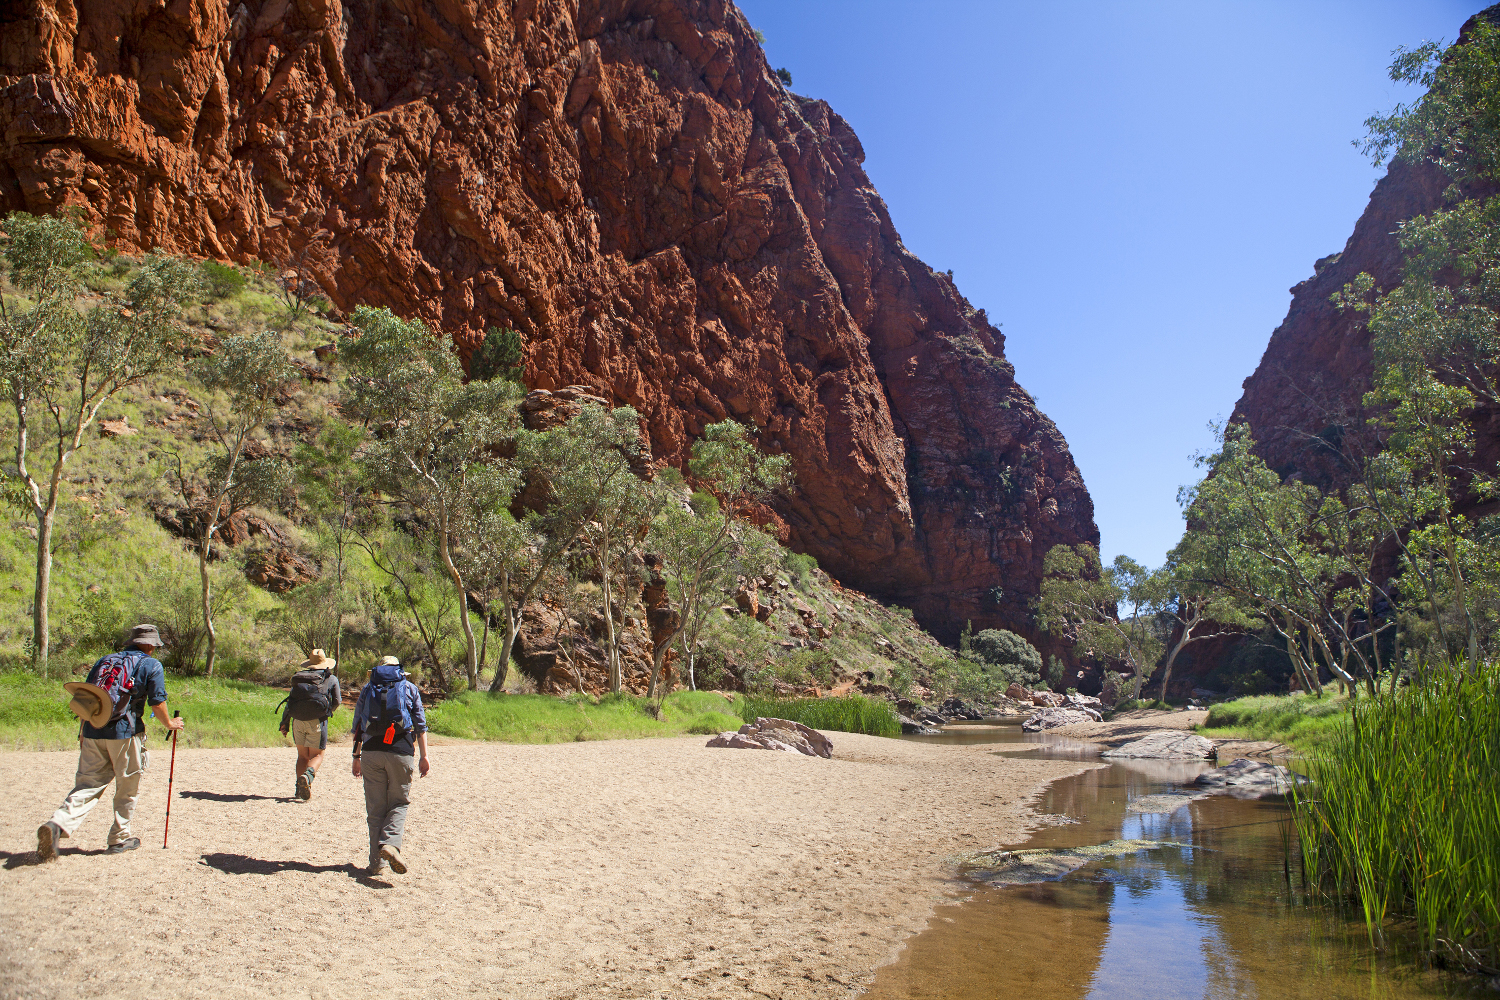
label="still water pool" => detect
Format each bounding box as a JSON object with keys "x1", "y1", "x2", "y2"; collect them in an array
[{"x1": 871, "y1": 723, "x2": 1481, "y2": 999}]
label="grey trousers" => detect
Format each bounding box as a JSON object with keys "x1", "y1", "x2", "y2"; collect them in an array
[{"x1": 361, "y1": 750, "x2": 414, "y2": 866}]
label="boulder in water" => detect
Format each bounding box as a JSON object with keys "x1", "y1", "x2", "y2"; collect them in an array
[
  {"x1": 1194, "y1": 758, "x2": 1306, "y2": 797},
  {"x1": 1022, "y1": 707, "x2": 1099, "y2": 731},
  {"x1": 1101, "y1": 731, "x2": 1216, "y2": 760}
]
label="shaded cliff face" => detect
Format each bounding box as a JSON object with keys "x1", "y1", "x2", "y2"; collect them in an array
[{"x1": 0, "y1": 0, "x2": 1097, "y2": 646}]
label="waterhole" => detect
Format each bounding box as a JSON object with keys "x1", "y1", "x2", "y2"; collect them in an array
[{"x1": 872, "y1": 722, "x2": 1481, "y2": 999}]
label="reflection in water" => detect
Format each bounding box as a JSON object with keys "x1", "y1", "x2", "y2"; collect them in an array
[{"x1": 870, "y1": 728, "x2": 1473, "y2": 999}]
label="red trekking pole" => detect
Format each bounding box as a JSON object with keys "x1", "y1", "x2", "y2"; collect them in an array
[{"x1": 163, "y1": 711, "x2": 180, "y2": 849}]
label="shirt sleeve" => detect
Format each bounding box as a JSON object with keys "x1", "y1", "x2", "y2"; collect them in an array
[
  {"x1": 408, "y1": 682, "x2": 427, "y2": 734},
  {"x1": 330, "y1": 676, "x2": 342, "y2": 711},
  {"x1": 144, "y1": 658, "x2": 168, "y2": 707}
]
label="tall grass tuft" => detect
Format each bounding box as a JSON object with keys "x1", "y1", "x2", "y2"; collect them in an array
[
  {"x1": 1291, "y1": 660, "x2": 1500, "y2": 972},
  {"x1": 734, "y1": 694, "x2": 900, "y2": 737}
]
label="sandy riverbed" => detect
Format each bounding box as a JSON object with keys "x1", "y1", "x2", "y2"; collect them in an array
[{"x1": 0, "y1": 734, "x2": 1092, "y2": 1000}]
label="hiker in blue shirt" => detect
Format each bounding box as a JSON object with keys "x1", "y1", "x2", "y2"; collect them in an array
[
  {"x1": 38, "y1": 624, "x2": 185, "y2": 861},
  {"x1": 350, "y1": 656, "x2": 430, "y2": 876}
]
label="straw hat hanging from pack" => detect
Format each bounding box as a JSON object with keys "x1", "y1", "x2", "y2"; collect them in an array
[{"x1": 62, "y1": 681, "x2": 115, "y2": 729}]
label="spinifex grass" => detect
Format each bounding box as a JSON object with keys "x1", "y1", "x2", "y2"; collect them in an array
[
  {"x1": 1290, "y1": 660, "x2": 1500, "y2": 972},
  {"x1": 733, "y1": 694, "x2": 901, "y2": 737}
]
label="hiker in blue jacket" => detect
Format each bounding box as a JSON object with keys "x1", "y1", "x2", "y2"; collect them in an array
[
  {"x1": 38, "y1": 624, "x2": 185, "y2": 861},
  {"x1": 350, "y1": 656, "x2": 429, "y2": 876}
]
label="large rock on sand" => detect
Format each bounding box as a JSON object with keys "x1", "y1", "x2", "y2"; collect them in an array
[
  {"x1": 1195, "y1": 758, "x2": 1306, "y2": 797},
  {"x1": 707, "y1": 718, "x2": 833, "y2": 759},
  {"x1": 1022, "y1": 707, "x2": 1100, "y2": 731},
  {"x1": 1101, "y1": 731, "x2": 1216, "y2": 760}
]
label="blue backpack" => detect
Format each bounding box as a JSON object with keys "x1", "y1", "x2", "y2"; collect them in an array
[
  {"x1": 366, "y1": 662, "x2": 412, "y2": 740},
  {"x1": 87, "y1": 650, "x2": 144, "y2": 726}
]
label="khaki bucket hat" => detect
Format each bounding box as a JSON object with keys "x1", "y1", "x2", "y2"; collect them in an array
[{"x1": 130, "y1": 624, "x2": 167, "y2": 648}]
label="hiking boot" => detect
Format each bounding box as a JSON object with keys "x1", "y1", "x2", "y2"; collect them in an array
[
  {"x1": 106, "y1": 838, "x2": 140, "y2": 854},
  {"x1": 296, "y1": 770, "x2": 312, "y2": 801},
  {"x1": 365, "y1": 862, "x2": 386, "y2": 877},
  {"x1": 380, "y1": 845, "x2": 406, "y2": 874},
  {"x1": 36, "y1": 823, "x2": 57, "y2": 863}
]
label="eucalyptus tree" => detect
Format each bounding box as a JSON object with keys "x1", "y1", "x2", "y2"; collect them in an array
[
  {"x1": 0, "y1": 213, "x2": 198, "y2": 671},
  {"x1": 339, "y1": 305, "x2": 524, "y2": 690},
  {"x1": 293, "y1": 420, "x2": 369, "y2": 664},
  {"x1": 1339, "y1": 22, "x2": 1500, "y2": 666},
  {"x1": 165, "y1": 329, "x2": 298, "y2": 676},
  {"x1": 1037, "y1": 545, "x2": 1166, "y2": 700},
  {"x1": 645, "y1": 421, "x2": 792, "y2": 699}
]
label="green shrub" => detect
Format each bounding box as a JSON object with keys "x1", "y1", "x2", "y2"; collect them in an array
[
  {"x1": 1292, "y1": 662, "x2": 1500, "y2": 972},
  {"x1": 969, "y1": 628, "x2": 1041, "y2": 684},
  {"x1": 469, "y1": 325, "x2": 524, "y2": 382},
  {"x1": 201, "y1": 260, "x2": 248, "y2": 299},
  {"x1": 734, "y1": 694, "x2": 899, "y2": 737},
  {"x1": 784, "y1": 550, "x2": 817, "y2": 588}
]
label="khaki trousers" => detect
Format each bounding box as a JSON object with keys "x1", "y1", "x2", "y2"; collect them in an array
[
  {"x1": 361, "y1": 750, "x2": 414, "y2": 867},
  {"x1": 49, "y1": 736, "x2": 147, "y2": 847}
]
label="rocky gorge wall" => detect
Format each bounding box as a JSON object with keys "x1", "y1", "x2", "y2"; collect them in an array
[{"x1": 0, "y1": 0, "x2": 1098, "y2": 650}]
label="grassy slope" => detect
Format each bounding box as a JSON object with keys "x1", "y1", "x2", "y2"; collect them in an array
[
  {"x1": 1197, "y1": 691, "x2": 1353, "y2": 750},
  {"x1": 424, "y1": 690, "x2": 742, "y2": 743},
  {"x1": 0, "y1": 670, "x2": 352, "y2": 751}
]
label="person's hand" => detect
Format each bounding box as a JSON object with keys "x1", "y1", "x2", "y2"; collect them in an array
[
  {"x1": 352, "y1": 757, "x2": 362, "y2": 778},
  {"x1": 418, "y1": 756, "x2": 430, "y2": 778},
  {"x1": 279, "y1": 726, "x2": 288, "y2": 737},
  {"x1": 166, "y1": 715, "x2": 185, "y2": 731}
]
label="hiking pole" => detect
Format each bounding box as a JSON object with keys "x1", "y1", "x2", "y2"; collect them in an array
[{"x1": 163, "y1": 711, "x2": 180, "y2": 849}]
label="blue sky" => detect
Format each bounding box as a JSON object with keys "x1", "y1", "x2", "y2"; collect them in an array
[{"x1": 735, "y1": 0, "x2": 1476, "y2": 567}]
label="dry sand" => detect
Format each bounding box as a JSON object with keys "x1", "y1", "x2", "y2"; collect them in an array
[{"x1": 0, "y1": 734, "x2": 1093, "y2": 1000}]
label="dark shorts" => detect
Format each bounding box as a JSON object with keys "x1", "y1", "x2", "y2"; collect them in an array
[{"x1": 290, "y1": 717, "x2": 328, "y2": 750}]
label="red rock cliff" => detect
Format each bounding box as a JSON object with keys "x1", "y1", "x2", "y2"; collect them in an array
[{"x1": 0, "y1": 0, "x2": 1097, "y2": 646}]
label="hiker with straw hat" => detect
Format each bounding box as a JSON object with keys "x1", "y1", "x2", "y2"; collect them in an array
[
  {"x1": 37, "y1": 625, "x2": 184, "y2": 861},
  {"x1": 276, "y1": 648, "x2": 341, "y2": 801}
]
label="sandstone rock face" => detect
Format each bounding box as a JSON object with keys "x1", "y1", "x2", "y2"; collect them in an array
[{"x1": 0, "y1": 0, "x2": 1097, "y2": 646}]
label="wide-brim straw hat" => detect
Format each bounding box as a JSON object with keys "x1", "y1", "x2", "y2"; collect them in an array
[
  {"x1": 63, "y1": 681, "x2": 114, "y2": 728},
  {"x1": 300, "y1": 648, "x2": 335, "y2": 671},
  {"x1": 376, "y1": 655, "x2": 401, "y2": 666}
]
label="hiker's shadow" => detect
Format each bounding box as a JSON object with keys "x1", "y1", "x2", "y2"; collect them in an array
[
  {"x1": 200, "y1": 852, "x2": 389, "y2": 886},
  {"x1": 1, "y1": 847, "x2": 108, "y2": 869},
  {"x1": 180, "y1": 790, "x2": 297, "y2": 804}
]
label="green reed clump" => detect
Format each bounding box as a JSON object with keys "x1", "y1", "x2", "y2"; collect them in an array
[
  {"x1": 1291, "y1": 660, "x2": 1500, "y2": 972},
  {"x1": 734, "y1": 694, "x2": 900, "y2": 737}
]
